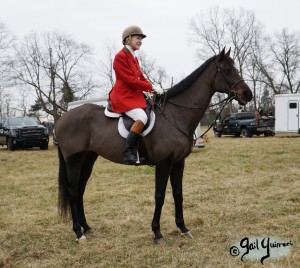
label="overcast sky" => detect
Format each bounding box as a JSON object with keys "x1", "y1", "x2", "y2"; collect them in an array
[{"x1": 1, "y1": 0, "x2": 300, "y2": 86}]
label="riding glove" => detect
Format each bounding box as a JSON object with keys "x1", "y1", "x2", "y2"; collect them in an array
[{"x1": 153, "y1": 87, "x2": 164, "y2": 95}]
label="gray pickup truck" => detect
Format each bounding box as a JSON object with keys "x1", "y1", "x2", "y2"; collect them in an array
[{"x1": 213, "y1": 112, "x2": 275, "y2": 138}]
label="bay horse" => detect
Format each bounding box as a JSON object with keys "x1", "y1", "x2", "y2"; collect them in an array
[{"x1": 55, "y1": 48, "x2": 252, "y2": 243}]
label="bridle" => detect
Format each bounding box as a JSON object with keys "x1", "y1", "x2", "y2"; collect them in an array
[
  {"x1": 210, "y1": 63, "x2": 245, "y2": 98},
  {"x1": 197, "y1": 64, "x2": 245, "y2": 139},
  {"x1": 159, "y1": 63, "x2": 245, "y2": 110},
  {"x1": 155, "y1": 62, "x2": 245, "y2": 140}
]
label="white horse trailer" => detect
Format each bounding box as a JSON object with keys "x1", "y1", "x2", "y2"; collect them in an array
[
  {"x1": 67, "y1": 96, "x2": 108, "y2": 110},
  {"x1": 275, "y1": 94, "x2": 300, "y2": 134}
]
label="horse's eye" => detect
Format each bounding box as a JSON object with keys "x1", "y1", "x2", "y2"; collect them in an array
[{"x1": 223, "y1": 68, "x2": 231, "y2": 74}]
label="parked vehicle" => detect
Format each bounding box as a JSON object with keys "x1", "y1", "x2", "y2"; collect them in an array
[
  {"x1": 275, "y1": 93, "x2": 300, "y2": 134},
  {"x1": 0, "y1": 117, "x2": 49, "y2": 151},
  {"x1": 213, "y1": 112, "x2": 275, "y2": 138}
]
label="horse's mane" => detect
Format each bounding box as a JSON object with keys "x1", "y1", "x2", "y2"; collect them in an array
[{"x1": 165, "y1": 54, "x2": 218, "y2": 99}]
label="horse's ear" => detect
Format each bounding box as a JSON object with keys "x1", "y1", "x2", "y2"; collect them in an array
[
  {"x1": 218, "y1": 47, "x2": 226, "y2": 61},
  {"x1": 226, "y1": 47, "x2": 231, "y2": 57}
]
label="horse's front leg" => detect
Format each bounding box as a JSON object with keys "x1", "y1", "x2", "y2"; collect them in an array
[
  {"x1": 170, "y1": 159, "x2": 193, "y2": 239},
  {"x1": 77, "y1": 193, "x2": 91, "y2": 233},
  {"x1": 152, "y1": 158, "x2": 172, "y2": 243}
]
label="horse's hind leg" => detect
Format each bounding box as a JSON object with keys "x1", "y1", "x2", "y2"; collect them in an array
[
  {"x1": 170, "y1": 159, "x2": 193, "y2": 239},
  {"x1": 77, "y1": 151, "x2": 98, "y2": 234}
]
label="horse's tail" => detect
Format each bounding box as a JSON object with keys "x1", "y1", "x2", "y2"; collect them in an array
[{"x1": 57, "y1": 145, "x2": 70, "y2": 221}]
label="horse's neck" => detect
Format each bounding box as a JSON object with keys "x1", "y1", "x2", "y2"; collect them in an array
[{"x1": 168, "y1": 73, "x2": 214, "y2": 135}]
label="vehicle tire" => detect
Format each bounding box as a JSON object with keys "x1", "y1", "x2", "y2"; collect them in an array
[
  {"x1": 264, "y1": 133, "x2": 269, "y2": 137},
  {"x1": 214, "y1": 131, "x2": 222, "y2": 137},
  {"x1": 241, "y1": 128, "x2": 253, "y2": 138},
  {"x1": 7, "y1": 137, "x2": 15, "y2": 151},
  {"x1": 40, "y1": 144, "x2": 49, "y2": 150}
]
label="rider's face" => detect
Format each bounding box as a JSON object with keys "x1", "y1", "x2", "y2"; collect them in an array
[{"x1": 129, "y1": 35, "x2": 143, "y2": 51}]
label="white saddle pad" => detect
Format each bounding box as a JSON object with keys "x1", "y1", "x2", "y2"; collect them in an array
[
  {"x1": 118, "y1": 111, "x2": 156, "y2": 138},
  {"x1": 104, "y1": 107, "x2": 156, "y2": 138}
]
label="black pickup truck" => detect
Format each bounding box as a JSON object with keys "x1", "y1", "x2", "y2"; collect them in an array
[
  {"x1": 0, "y1": 117, "x2": 49, "y2": 150},
  {"x1": 213, "y1": 112, "x2": 275, "y2": 138}
]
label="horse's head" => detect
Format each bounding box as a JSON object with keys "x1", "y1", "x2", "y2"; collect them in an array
[{"x1": 212, "y1": 48, "x2": 253, "y2": 105}]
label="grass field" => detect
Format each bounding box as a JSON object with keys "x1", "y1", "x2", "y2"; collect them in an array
[{"x1": 0, "y1": 131, "x2": 299, "y2": 268}]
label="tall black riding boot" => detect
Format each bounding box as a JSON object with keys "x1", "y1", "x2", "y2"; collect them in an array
[
  {"x1": 123, "y1": 131, "x2": 139, "y2": 164},
  {"x1": 123, "y1": 120, "x2": 145, "y2": 165}
]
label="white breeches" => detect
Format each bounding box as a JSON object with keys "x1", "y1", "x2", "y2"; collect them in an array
[{"x1": 125, "y1": 108, "x2": 148, "y2": 125}]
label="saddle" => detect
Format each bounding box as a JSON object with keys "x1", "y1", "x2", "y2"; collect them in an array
[{"x1": 104, "y1": 99, "x2": 156, "y2": 138}]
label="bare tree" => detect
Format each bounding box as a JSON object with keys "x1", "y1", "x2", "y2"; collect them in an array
[
  {"x1": 0, "y1": 91, "x2": 14, "y2": 119},
  {"x1": 270, "y1": 28, "x2": 300, "y2": 94},
  {"x1": 0, "y1": 22, "x2": 15, "y2": 88},
  {"x1": 224, "y1": 8, "x2": 262, "y2": 76},
  {"x1": 11, "y1": 32, "x2": 97, "y2": 122},
  {"x1": 189, "y1": 7, "x2": 262, "y2": 68},
  {"x1": 0, "y1": 22, "x2": 16, "y2": 119},
  {"x1": 139, "y1": 51, "x2": 170, "y2": 89},
  {"x1": 98, "y1": 41, "x2": 117, "y2": 94},
  {"x1": 245, "y1": 33, "x2": 271, "y2": 110},
  {"x1": 189, "y1": 7, "x2": 263, "y2": 110},
  {"x1": 189, "y1": 6, "x2": 226, "y2": 59},
  {"x1": 190, "y1": 7, "x2": 271, "y2": 112},
  {"x1": 250, "y1": 28, "x2": 300, "y2": 101},
  {"x1": 191, "y1": 7, "x2": 300, "y2": 112}
]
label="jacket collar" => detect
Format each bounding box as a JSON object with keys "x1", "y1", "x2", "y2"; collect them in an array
[{"x1": 123, "y1": 45, "x2": 136, "y2": 57}]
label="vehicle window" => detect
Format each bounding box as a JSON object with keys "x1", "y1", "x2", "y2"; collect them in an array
[
  {"x1": 236, "y1": 113, "x2": 255, "y2": 120},
  {"x1": 289, "y1": 102, "x2": 297, "y2": 109},
  {"x1": 223, "y1": 115, "x2": 230, "y2": 123},
  {"x1": 8, "y1": 117, "x2": 38, "y2": 127}
]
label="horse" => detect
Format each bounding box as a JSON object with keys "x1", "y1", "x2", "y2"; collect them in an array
[{"x1": 55, "y1": 48, "x2": 253, "y2": 243}]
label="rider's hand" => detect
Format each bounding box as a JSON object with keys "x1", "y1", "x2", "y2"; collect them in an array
[{"x1": 153, "y1": 88, "x2": 164, "y2": 95}]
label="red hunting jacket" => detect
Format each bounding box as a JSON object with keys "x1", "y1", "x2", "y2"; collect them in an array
[{"x1": 109, "y1": 47, "x2": 152, "y2": 113}]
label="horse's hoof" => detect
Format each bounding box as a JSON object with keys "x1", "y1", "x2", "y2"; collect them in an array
[
  {"x1": 181, "y1": 231, "x2": 193, "y2": 239},
  {"x1": 76, "y1": 235, "x2": 87, "y2": 244},
  {"x1": 154, "y1": 237, "x2": 165, "y2": 245}
]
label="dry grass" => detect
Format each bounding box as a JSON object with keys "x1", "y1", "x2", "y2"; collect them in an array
[{"x1": 0, "y1": 131, "x2": 299, "y2": 268}]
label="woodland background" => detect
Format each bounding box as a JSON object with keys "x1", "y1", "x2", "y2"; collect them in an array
[{"x1": 0, "y1": 7, "x2": 300, "y2": 123}]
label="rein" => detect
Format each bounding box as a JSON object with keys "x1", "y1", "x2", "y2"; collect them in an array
[
  {"x1": 167, "y1": 95, "x2": 231, "y2": 110},
  {"x1": 155, "y1": 92, "x2": 235, "y2": 141},
  {"x1": 197, "y1": 94, "x2": 235, "y2": 139}
]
